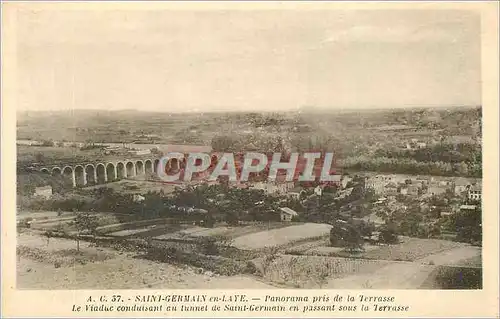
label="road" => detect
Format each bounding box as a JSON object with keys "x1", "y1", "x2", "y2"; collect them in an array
[{"x1": 327, "y1": 246, "x2": 481, "y2": 289}]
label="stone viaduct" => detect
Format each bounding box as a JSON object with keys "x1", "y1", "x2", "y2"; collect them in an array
[{"x1": 37, "y1": 157, "x2": 184, "y2": 188}]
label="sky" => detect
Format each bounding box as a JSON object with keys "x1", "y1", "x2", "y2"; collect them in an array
[{"x1": 14, "y1": 7, "x2": 481, "y2": 112}]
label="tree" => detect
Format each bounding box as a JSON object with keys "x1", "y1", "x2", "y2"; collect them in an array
[
  {"x1": 453, "y1": 205, "x2": 482, "y2": 245},
  {"x1": 71, "y1": 212, "x2": 99, "y2": 252},
  {"x1": 378, "y1": 220, "x2": 398, "y2": 244},
  {"x1": 343, "y1": 225, "x2": 364, "y2": 253},
  {"x1": 330, "y1": 220, "x2": 364, "y2": 252},
  {"x1": 359, "y1": 221, "x2": 375, "y2": 238}
]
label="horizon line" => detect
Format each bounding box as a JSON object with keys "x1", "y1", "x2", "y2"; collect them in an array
[{"x1": 17, "y1": 104, "x2": 482, "y2": 115}]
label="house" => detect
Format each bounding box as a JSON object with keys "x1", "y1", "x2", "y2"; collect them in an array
[
  {"x1": 440, "y1": 211, "x2": 453, "y2": 217},
  {"x1": 407, "y1": 185, "x2": 420, "y2": 196},
  {"x1": 384, "y1": 182, "x2": 399, "y2": 196},
  {"x1": 279, "y1": 207, "x2": 298, "y2": 222},
  {"x1": 416, "y1": 142, "x2": 427, "y2": 149},
  {"x1": 341, "y1": 175, "x2": 353, "y2": 189},
  {"x1": 467, "y1": 184, "x2": 482, "y2": 201},
  {"x1": 366, "y1": 175, "x2": 386, "y2": 194},
  {"x1": 34, "y1": 186, "x2": 52, "y2": 199},
  {"x1": 460, "y1": 204, "x2": 477, "y2": 212},
  {"x1": 454, "y1": 178, "x2": 471, "y2": 195},
  {"x1": 133, "y1": 194, "x2": 145, "y2": 203},
  {"x1": 399, "y1": 186, "x2": 418, "y2": 196},
  {"x1": 314, "y1": 185, "x2": 323, "y2": 197}
]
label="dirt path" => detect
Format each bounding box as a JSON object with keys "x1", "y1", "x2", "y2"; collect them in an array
[
  {"x1": 326, "y1": 262, "x2": 437, "y2": 289},
  {"x1": 418, "y1": 246, "x2": 481, "y2": 266}
]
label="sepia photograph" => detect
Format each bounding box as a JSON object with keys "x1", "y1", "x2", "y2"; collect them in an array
[
  {"x1": 11, "y1": 5, "x2": 487, "y2": 292},
  {"x1": 1, "y1": 3, "x2": 498, "y2": 317},
  {"x1": 3, "y1": 1, "x2": 499, "y2": 317}
]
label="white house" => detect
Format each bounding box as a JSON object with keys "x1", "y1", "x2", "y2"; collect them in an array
[
  {"x1": 279, "y1": 207, "x2": 299, "y2": 222},
  {"x1": 314, "y1": 185, "x2": 323, "y2": 197},
  {"x1": 133, "y1": 194, "x2": 145, "y2": 203},
  {"x1": 467, "y1": 184, "x2": 482, "y2": 201},
  {"x1": 460, "y1": 204, "x2": 477, "y2": 212},
  {"x1": 340, "y1": 175, "x2": 352, "y2": 189}
]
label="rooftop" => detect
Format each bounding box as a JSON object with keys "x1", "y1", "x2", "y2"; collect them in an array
[
  {"x1": 469, "y1": 184, "x2": 482, "y2": 191},
  {"x1": 460, "y1": 205, "x2": 477, "y2": 210},
  {"x1": 279, "y1": 207, "x2": 299, "y2": 216}
]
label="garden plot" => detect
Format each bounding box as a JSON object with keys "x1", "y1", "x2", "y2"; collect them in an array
[
  {"x1": 250, "y1": 254, "x2": 396, "y2": 288},
  {"x1": 232, "y1": 223, "x2": 333, "y2": 250}
]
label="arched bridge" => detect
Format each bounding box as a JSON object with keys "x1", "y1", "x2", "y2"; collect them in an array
[{"x1": 36, "y1": 157, "x2": 173, "y2": 188}]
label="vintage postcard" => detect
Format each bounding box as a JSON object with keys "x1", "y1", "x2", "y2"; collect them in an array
[{"x1": 1, "y1": 1, "x2": 499, "y2": 318}]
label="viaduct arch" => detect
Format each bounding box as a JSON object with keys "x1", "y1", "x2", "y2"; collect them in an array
[{"x1": 37, "y1": 157, "x2": 162, "y2": 188}]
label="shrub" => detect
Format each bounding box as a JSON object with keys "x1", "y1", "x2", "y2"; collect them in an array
[{"x1": 378, "y1": 227, "x2": 398, "y2": 244}]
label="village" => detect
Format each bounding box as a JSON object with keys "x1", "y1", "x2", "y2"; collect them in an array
[{"x1": 17, "y1": 145, "x2": 482, "y2": 291}]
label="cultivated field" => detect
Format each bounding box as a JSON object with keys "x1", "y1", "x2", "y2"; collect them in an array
[{"x1": 251, "y1": 254, "x2": 398, "y2": 288}]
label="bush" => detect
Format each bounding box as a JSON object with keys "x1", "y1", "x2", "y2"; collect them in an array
[{"x1": 378, "y1": 226, "x2": 398, "y2": 244}]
